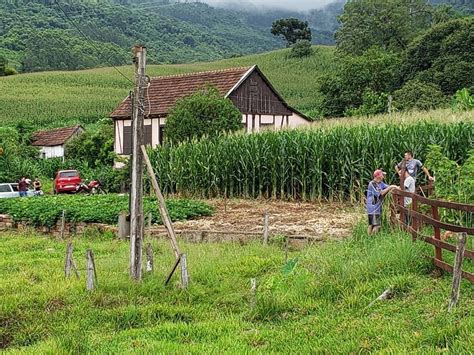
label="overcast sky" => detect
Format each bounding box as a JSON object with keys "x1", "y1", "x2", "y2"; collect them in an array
[{"x1": 202, "y1": 0, "x2": 336, "y2": 11}]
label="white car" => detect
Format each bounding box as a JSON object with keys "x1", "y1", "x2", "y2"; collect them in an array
[{"x1": 0, "y1": 183, "x2": 35, "y2": 198}]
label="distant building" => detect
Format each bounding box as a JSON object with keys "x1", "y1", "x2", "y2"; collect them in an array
[
  {"x1": 31, "y1": 125, "x2": 84, "y2": 159},
  {"x1": 110, "y1": 65, "x2": 311, "y2": 155}
]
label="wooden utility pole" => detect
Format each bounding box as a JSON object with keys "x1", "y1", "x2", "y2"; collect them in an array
[{"x1": 129, "y1": 45, "x2": 147, "y2": 281}]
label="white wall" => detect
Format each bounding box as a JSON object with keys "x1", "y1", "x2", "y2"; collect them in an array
[
  {"x1": 115, "y1": 118, "x2": 165, "y2": 155},
  {"x1": 241, "y1": 113, "x2": 310, "y2": 133},
  {"x1": 39, "y1": 145, "x2": 64, "y2": 159}
]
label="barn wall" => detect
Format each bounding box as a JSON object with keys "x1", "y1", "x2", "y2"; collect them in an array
[
  {"x1": 39, "y1": 145, "x2": 64, "y2": 158},
  {"x1": 241, "y1": 114, "x2": 309, "y2": 133}
]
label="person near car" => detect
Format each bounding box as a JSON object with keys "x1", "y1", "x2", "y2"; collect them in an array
[
  {"x1": 395, "y1": 150, "x2": 434, "y2": 186},
  {"x1": 33, "y1": 177, "x2": 42, "y2": 196},
  {"x1": 367, "y1": 169, "x2": 398, "y2": 235},
  {"x1": 18, "y1": 177, "x2": 28, "y2": 197}
]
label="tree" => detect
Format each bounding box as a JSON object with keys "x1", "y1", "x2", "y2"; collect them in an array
[
  {"x1": 0, "y1": 56, "x2": 6, "y2": 76},
  {"x1": 165, "y1": 86, "x2": 242, "y2": 144},
  {"x1": 335, "y1": 0, "x2": 433, "y2": 55},
  {"x1": 289, "y1": 40, "x2": 314, "y2": 58},
  {"x1": 271, "y1": 18, "x2": 312, "y2": 47},
  {"x1": 392, "y1": 79, "x2": 447, "y2": 112}
]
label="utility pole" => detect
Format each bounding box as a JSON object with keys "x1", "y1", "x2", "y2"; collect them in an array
[{"x1": 130, "y1": 45, "x2": 147, "y2": 281}]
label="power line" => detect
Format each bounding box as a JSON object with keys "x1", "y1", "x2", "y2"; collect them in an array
[{"x1": 52, "y1": 0, "x2": 134, "y2": 84}]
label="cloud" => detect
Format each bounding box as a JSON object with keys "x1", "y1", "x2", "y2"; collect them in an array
[{"x1": 202, "y1": 0, "x2": 336, "y2": 12}]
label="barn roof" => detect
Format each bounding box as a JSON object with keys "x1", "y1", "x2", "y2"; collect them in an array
[
  {"x1": 31, "y1": 125, "x2": 83, "y2": 147},
  {"x1": 110, "y1": 67, "x2": 253, "y2": 119}
]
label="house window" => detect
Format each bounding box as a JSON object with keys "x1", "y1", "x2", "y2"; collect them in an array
[{"x1": 122, "y1": 124, "x2": 152, "y2": 155}]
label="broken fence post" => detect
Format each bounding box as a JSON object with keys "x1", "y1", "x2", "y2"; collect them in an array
[
  {"x1": 64, "y1": 241, "x2": 73, "y2": 278},
  {"x1": 86, "y1": 249, "x2": 97, "y2": 291},
  {"x1": 146, "y1": 243, "x2": 154, "y2": 273},
  {"x1": 180, "y1": 253, "x2": 189, "y2": 289},
  {"x1": 263, "y1": 211, "x2": 269, "y2": 245},
  {"x1": 165, "y1": 255, "x2": 181, "y2": 286},
  {"x1": 250, "y1": 278, "x2": 257, "y2": 309},
  {"x1": 147, "y1": 212, "x2": 153, "y2": 239},
  {"x1": 118, "y1": 212, "x2": 130, "y2": 239},
  {"x1": 285, "y1": 236, "x2": 289, "y2": 263},
  {"x1": 60, "y1": 210, "x2": 66, "y2": 239},
  {"x1": 448, "y1": 232, "x2": 467, "y2": 312}
]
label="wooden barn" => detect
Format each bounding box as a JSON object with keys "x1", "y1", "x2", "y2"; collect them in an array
[
  {"x1": 110, "y1": 65, "x2": 311, "y2": 155},
  {"x1": 31, "y1": 125, "x2": 84, "y2": 159}
]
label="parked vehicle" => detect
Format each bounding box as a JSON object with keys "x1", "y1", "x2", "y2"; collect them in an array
[
  {"x1": 75, "y1": 180, "x2": 104, "y2": 194},
  {"x1": 53, "y1": 170, "x2": 82, "y2": 194},
  {"x1": 0, "y1": 183, "x2": 35, "y2": 198}
]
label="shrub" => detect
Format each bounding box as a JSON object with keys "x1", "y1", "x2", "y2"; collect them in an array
[
  {"x1": 288, "y1": 40, "x2": 314, "y2": 59},
  {"x1": 393, "y1": 80, "x2": 446, "y2": 112},
  {"x1": 4, "y1": 67, "x2": 17, "y2": 76},
  {"x1": 165, "y1": 85, "x2": 242, "y2": 144},
  {"x1": 451, "y1": 88, "x2": 474, "y2": 112},
  {"x1": 345, "y1": 89, "x2": 388, "y2": 117}
]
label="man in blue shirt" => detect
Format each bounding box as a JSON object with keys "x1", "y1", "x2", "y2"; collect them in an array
[{"x1": 367, "y1": 169, "x2": 398, "y2": 235}]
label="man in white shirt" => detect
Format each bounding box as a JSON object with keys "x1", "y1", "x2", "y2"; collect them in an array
[{"x1": 403, "y1": 170, "x2": 416, "y2": 225}]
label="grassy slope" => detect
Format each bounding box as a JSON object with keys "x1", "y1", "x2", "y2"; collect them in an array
[
  {"x1": 1, "y1": 224, "x2": 473, "y2": 353},
  {"x1": 0, "y1": 46, "x2": 335, "y2": 129}
]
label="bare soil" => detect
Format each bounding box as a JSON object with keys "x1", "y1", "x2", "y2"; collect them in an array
[{"x1": 154, "y1": 199, "x2": 362, "y2": 241}]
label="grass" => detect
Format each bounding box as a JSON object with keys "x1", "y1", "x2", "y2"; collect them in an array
[
  {"x1": 0, "y1": 46, "x2": 335, "y2": 129},
  {"x1": 1, "y1": 223, "x2": 473, "y2": 353}
]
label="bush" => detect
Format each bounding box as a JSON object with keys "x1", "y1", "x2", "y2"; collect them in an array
[
  {"x1": 288, "y1": 40, "x2": 314, "y2": 58},
  {"x1": 451, "y1": 88, "x2": 474, "y2": 111},
  {"x1": 165, "y1": 85, "x2": 242, "y2": 144},
  {"x1": 345, "y1": 89, "x2": 388, "y2": 117},
  {"x1": 4, "y1": 67, "x2": 17, "y2": 76},
  {"x1": 393, "y1": 80, "x2": 446, "y2": 111}
]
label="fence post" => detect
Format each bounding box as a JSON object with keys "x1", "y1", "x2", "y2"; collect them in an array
[
  {"x1": 448, "y1": 233, "x2": 467, "y2": 312},
  {"x1": 147, "y1": 212, "x2": 152, "y2": 239},
  {"x1": 64, "y1": 241, "x2": 73, "y2": 278},
  {"x1": 180, "y1": 253, "x2": 189, "y2": 289},
  {"x1": 250, "y1": 278, "x2": 257, "y2": 309},
  {"x1": 86, "y1": 249, "x2": 96, "y2": 291},
  {"x1": 263, "y1": 211, "x2": 269, "y2": 245},
  {"x1": 60, "y1": 210, "x2": 66, "y2": 239},
  {"x1": 411, "y1": 198, "x2": 418, "y2": 242},
  {"x1": 118, "y1": 212, "x2": 130, "y2": 239},
  {"x1": 431, "y1": 206, "x2": 442, "y2": 261},
  {"x1": 146, "y1": 243, "x2": 154, "y2": 272}
]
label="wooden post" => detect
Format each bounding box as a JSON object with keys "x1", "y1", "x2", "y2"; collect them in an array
[
  {"x1": 285, "y1": 236, "x2": 289, "y2": 263},
  {"x1": 141, "y1": 145, "x2": 181, "y2": 259},
  {"x1": 64, "y1": 241, "x2": 73, "y2": 278},
  {"x1": 118, "y1": 212, "x2": 130, "y2": 239},
  {"x1": 165, "y1": 255, "x2": 181, "y2": 286},
  {"x1": 86, "y1": 249, "x2": 96, "y2": 291},
  {"x1": 263, "y1": 211, "x2": 269, "y2": 245},
  {"x1": 411, "y1": 198, "x2": 418, "y2": 241},
  {"x1": 431, "y1": 206, "x2": 442, "y2": 261},
  {"x1": 129, "y1": 45, "x2": 147, "y2": 281},
  {"x1": 147, "y1": 212, "x2": 153, "y2": 239},
  {"x1": 60, "y1": 210, "x2": 66, "y2": 239},
  {"x1": 145, "y1": 243, "x2": 154, "y2": 272},
  {"x1": 448, "y1": 233, "x2": 467, "y2": 312},
  {"x1": 250, "y1": 278, "x2": 257, "y2": 309},
  {"x1": 180, "y1": 253, "x2": 189, "y2": 289}
]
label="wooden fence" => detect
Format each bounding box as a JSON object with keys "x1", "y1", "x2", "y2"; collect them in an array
[{"x1": 391, "y1": 187, "x2": 474, "y2": 284}]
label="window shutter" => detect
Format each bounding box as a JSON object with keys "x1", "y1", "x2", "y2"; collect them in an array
[
  {"x1": 123, "y1": 125, "x2": 132, "y2": 155},
  {"x1": 144, "y1": 124, "x2": 152, "y2": 146}
]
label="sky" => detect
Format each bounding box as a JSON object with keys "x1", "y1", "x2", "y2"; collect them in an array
[{"x1": 202, "y1": 0, "x2": 336, "y2": 12}]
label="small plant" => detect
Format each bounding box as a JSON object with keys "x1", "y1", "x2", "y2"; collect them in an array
[{"x1": 451, "y1": 88, "x2": 474, "y2": 112}]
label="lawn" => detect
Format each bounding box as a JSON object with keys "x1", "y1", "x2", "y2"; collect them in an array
[{"x1": 1, "y1": 223, "x2": 473, "y2": 353}]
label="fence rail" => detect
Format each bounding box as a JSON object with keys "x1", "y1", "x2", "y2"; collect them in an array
[{"x1": 391, "y1": 187, "x2": 473, "y2": 284}]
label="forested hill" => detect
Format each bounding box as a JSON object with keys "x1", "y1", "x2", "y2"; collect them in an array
[{"x1": 0, "y1": 0, "x2": 343, "y2": 73}]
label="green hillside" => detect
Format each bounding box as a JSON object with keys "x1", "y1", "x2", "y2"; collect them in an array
[{"x1": 0, "y1": 46, "x2": 336, "y2": 129}]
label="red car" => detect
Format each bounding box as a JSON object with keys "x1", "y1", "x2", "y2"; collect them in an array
[{"x1": 53, "y1": 170, "x2": 82, "y2": 194}]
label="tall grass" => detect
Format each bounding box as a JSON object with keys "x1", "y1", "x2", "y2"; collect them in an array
[
  {"x1": 0, "y1": 46, "x2": 335, "y2": 128},
  {"x1": 149, "y1": 121, "x2": 474, "y2": 201}
]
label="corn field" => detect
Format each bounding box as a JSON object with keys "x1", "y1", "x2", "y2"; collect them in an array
[{"x1": 149, "y1": 121, "x2": 474, "y2": 201}]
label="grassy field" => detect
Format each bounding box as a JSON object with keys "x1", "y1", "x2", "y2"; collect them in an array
[
  {"x1": 0, "y1": 46, "x2": 335, "y2": 129},
  {"x1": 1, "y1": 223, "x2": 473, "y2": 353}
]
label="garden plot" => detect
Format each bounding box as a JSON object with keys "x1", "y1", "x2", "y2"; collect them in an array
[{"x1": 153, "y1": 199, "x2": 361, "y2": 241}]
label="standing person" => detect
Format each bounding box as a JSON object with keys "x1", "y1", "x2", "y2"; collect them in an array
[
  {"x1": 403, "y1": 170, "x2": 416, "y2": 225},
  {"x1": 33, "y1": 177, "x2": 42, "y2": 196},
  {"x1": 395, "y1": 151, "x2": 434, "y2": 184},
  {"x1": 367, "y1": 169, "x2": 398, "y2": 235},
  {"x1": 18, "y1": 177, "x2": 28, "y2": 197}
]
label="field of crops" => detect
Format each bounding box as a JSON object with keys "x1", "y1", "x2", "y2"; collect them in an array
[
  {"x1": 149, "y1": 121, "x2": 474, "y2": 201},
  {"x1": 0, "y1": 195, "x2": 213, "y2": 227},
  {"x1": 0, "y1": 46, "x2": 335, "y2": 129}
]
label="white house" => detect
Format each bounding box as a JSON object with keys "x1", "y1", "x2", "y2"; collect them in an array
[
  {"x1": 31, "y1": 125, "x2": 84, "y2": 159},
  {"x1": 110, "y1": 65, "x2": 311, "y2": 155}
]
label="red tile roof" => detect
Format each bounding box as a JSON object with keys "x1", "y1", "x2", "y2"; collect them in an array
[
  {"x1": 31, "y1": 125, "x2": 83, "y2": 147},
  {"x1": 110, "y1": 67, "x2": 252, "y2": 119}
]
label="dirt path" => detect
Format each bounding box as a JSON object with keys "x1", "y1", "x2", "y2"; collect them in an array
[{"x1": 155, "y1": 199, "x2": 362, "y2": 241}]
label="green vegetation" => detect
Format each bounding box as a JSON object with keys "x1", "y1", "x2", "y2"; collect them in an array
[
  {"x1": 1, "y1": 224, "x2": 473, "y2": 352},
  {"x1": 271, "y1": 18, "x2": 312, "y2": 47},
  {"x1": 0, "y1": 195, "x2": 213, "y2": 227},
  {"x1": 0, "y1": 46, "x2": 336, "y2": 128},
  {"x1": 149, "y1": 121, "x2": 474, "y2": 201},
  {"x1": 165, "y1": 86, "x2": 242, "y2": 144}
]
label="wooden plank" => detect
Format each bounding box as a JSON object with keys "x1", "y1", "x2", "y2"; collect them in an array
[
  {"x1": 421, "y1": 236, "x2": 474, "y2": 261},
  {"x1": 432, "y1": 206, "x2": 442, "y2": 261},
  {"x1": 393, "y1": 190, "x2": 474, "y2": 212},
  {"x1": 141, "y1": 145, "x2": 180, "y2": 259},
  {"x1": 449, "y1": 233, "x2": 467, "y2": 312},
  {"x1": 433, "y1": 258, "x2": 474, "y2": 284}
]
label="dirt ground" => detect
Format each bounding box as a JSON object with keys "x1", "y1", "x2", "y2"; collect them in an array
[{"x1": 154, "y1": 199, "x2": 362, "y2": 242}]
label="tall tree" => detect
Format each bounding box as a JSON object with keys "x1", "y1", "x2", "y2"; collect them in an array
[{"x1": 271, "y1": 18, "x2": 312, "y2": 47}]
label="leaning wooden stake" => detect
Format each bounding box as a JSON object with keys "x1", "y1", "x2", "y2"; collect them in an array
[
  {"x1": 250, "y1": 278, "x2": 257, "y2": 309},
  {"x1": 448, "y1": 233, "x2": 467, "y2": 312},
  {"x1": 145, "y1": 243, "x2": 154, "y2": 273},
  {"x1": 86, "y1": 249, "x2": 97, "y2": 291},
  {"x1": 263, "y1": 211, "x2": 269, "y2": 245}
]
